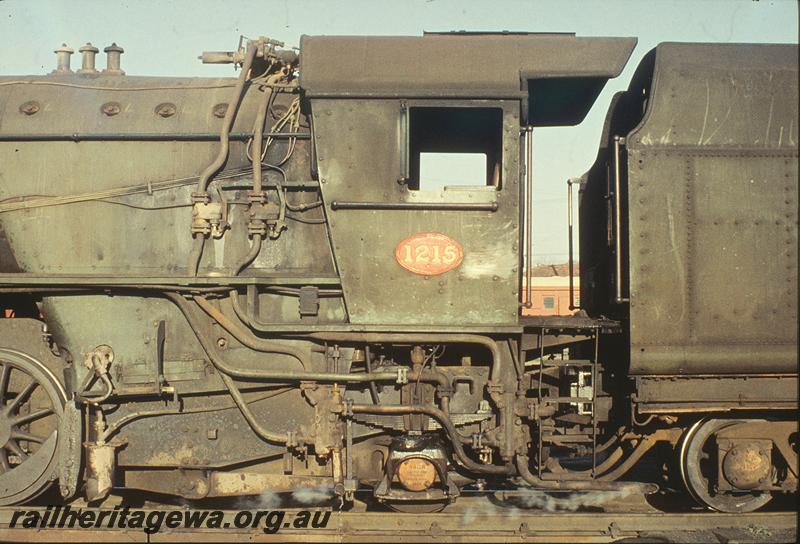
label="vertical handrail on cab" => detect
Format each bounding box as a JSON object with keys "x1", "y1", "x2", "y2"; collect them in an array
[
  {"x1": 525, "y1": 126, "x2": 533, "y2": 309},
  {"x1": 613, "y1": 135, "x2": 629, "y2": 303},
  {"x1": 567, "y1": 178, "x2": 576, "y2": 311},
  {"x1": 399, "y1": 100, "x2": 409, "y2": 183}
]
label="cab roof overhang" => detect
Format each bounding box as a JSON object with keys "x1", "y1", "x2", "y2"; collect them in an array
[{"x1": 298, "y1": 33, "x2": 637, "y2": 126}]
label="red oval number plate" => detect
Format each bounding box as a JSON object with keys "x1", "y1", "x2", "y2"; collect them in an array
[{"x1": 395, "y1": 233, "x2": 464, "y2": 276}]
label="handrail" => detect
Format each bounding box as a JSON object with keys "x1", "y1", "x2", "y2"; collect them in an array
[
  {"x1": 329, "y1": 201, "x2": 497, "y2": 211},
  {"x1": 567, "y1": 178, "x2": 577, "y2": 311},
  {"x1": 524, "y1": 126, "x2": 533, "y2": 309},
  {"x1": 613, "y1": 135, "x2": 629, "y2": 304}
]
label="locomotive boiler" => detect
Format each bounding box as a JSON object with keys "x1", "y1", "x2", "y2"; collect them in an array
[{"x1": 0, "y1": 33, "x2": 796, "y2": 514}]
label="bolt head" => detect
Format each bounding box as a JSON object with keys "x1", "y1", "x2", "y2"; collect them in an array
[
  {"x1": 212, "y1": 103, "x2": 228, "y2": 118},
  {"x1": 19, "y1": 101, "x2": 40, "y2": 115},
  {"x1": 101, "y1": 102, "x2": 121, "y2": 116},
  {"x1": 155, "y1": 102, "x2": 177, "y2": 118}
]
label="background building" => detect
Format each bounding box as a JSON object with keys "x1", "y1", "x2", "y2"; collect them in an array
[{"x1": 522, "y1": 263, "x2": 580, "y2": 316}]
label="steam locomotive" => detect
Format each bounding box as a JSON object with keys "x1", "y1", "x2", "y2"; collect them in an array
[{"x1": 0, "y1": 33, "x2": 796, "y2": 513}]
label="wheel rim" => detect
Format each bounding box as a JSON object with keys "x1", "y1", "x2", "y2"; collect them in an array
[
  {"x1": 679, "y1": 418, "x2": 772, "y2": 513},
  {"x1": 0, "y1": 348, "x2": 65, "y2": 505}
]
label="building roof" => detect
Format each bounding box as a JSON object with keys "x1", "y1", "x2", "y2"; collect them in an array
[{"x1": 531, "y1": 263, "x2": 579, "y2": 277}]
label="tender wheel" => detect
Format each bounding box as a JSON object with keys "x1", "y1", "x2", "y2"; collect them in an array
[
  {"x1": 679, "y1": 419, "x2": 772, "y2": 513},
  {"x1": 0, "y1": 348, "x2": 66, "y2": 505}
]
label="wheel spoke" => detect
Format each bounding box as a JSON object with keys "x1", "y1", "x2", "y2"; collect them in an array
[
  {"x1": 11, "y1": 430, "x2": 45, "y2": 443},
  {"x1": 4, "y1": 380, "x2": 38, "y2": 416},
  {"x1": 0, "y1": 351, "x2": 65, "y2": 504},
  {"x1": 5, "y1": 440, "x2": 28, "y2": 461},
  {"x1": 11, "y1": 408, "x2": 54, "y2": 426},
  {"x1": 0, "y1": 364, "x2": 10, "y2": 404}
]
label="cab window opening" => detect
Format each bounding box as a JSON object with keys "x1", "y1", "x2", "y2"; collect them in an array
[{"x1": 408, "y1": 106, "x2": 503, "y2": 191}]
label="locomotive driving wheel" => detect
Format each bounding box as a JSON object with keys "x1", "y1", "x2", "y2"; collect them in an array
[
  {"x1": 0, "y1": 348, "x2": 66, "y2": 505},
  {"x1": 679, "y1": 419, "x2": 772, "y2": 513}
]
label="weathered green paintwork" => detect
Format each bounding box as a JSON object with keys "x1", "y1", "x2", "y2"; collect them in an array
[
  {"x1": 313, "y1": 98, "x2": 521, "y2": 325},
  {"x1": 0, "y1": 74, "x2": 331, "y2": 278},
  {"x1": 0, "y1": 34, "x2": 636, "y2": 331},
  {"x1": 1, "y1": 35, "x2": 795, "y2": 508},
  {"x1": 626, "y1": 43, "x2": 798, "y2": 375}
]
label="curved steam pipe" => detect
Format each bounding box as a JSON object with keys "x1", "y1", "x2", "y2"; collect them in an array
[
  {"x1": 350, "y1": 403, "x2": 513, "y2": 475},
  {"x1": 515, "y1": 454, "x2": 657, "y2": 492},
  {"x1": 187, "y1": 234, "x2": 206, "y2": 277},
  {"x1": 232, "y1": 233, "x2": 263, "y2": 276},
  {"x1": 196, "y1": 41, "x2": 258, "y2": 194},
  {"x1": 169, "y1": 293, "x2": 448, "y2": 388},
  {"x1": 189, "y1": 41, "x2": 258, "y2": 277},
  {"x1": 192, "y1": 292, "x2": 308, "y2": 369}
]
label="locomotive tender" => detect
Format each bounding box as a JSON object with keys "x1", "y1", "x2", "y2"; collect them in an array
[{"x1": 0, "y1": 33, "x2": 796, "y2": 513}]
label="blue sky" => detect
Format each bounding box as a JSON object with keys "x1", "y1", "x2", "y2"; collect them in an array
[{"x1": 1, "y1": 0, "x2": 797, "y2": 263}]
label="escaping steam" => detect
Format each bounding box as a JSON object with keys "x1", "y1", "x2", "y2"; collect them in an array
[
  {"x1": 235, "y1": 490, "x2": 282, "y2": 509},
  {"x1": 292, "y1": 485, "x2": 334, "y2": 504},
  {"x1": 462, "y1": 484, "x2": 641, "y2": 524}
]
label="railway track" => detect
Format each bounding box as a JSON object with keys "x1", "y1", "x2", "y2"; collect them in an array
[{"x1": 0, "y1": 497, "x2": 795, "y2": 543}]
